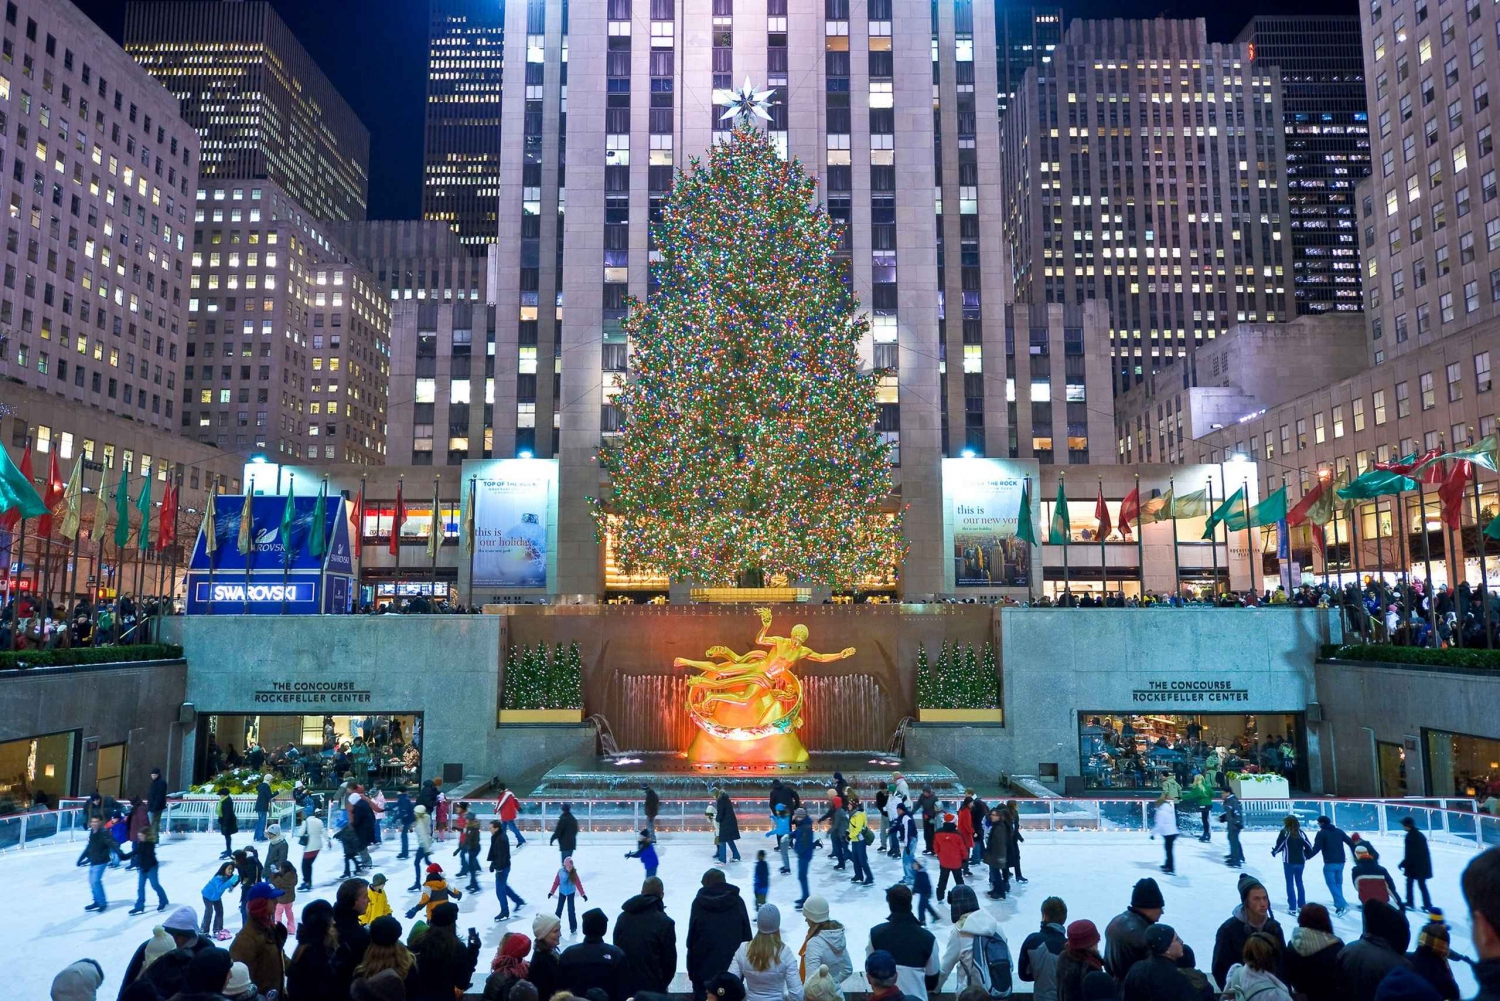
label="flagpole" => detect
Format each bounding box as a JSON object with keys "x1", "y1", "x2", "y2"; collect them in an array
[
  {"x1": 1416, "y1": 452, "x2": 1439, "y2": 642},
  {"x1": 357, "y1": 474, "x2": 367, "y2": 607},
  {"x1": 207, "y1": 475, "x2": 218, "y2": 617},
  {"x1": 394, "y1": 474, "x2": 403, "y2": 611},
  {"x1": 1169, "y1": 476, "x2": 1182, "y2": 601},
  {"x1": 10, "y1": 517, "x2": 24, "y2": 652},
  {"x1": 1470, "y1": 426, "x2": 1494, "y2": 648},
  {"x1": 168, "y1": 471, "x2": 182, "y2": 615},
  {"x1": 431, "y1": 474, "x2": 441, "y2": 602},
  {"x1": 1134, "y1": 472, "x2": 1144, "y2": 603},
  {"x1": 282, "y1": 473, "x2": 294, "y2": 616},
  {"x1": 243, "y1": 491, "x2": 252, "y2": 617},
  {"x1": 1025, "y1": 476, "x2": 1036, "y2": 607},
  {"x1": 1060, "y1": 472, "x2": 1070, "y2": 602},
  {"x1": 1206, "y1": 476, "x2": 1219, "y2": 601},
  {"x1": 1244, "y1": 477, "x2": 1258, "y2": 600},
  {"x1": 1097, "y1": 475, "x2": 1108, "y2": 603},
  {"x1": 467, "y1": 475, "x2": 477, "y2": 609}
]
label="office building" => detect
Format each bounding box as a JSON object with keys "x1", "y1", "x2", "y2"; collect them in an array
[
  {"x1": 1236, "y1": 16, "x2": 1370, "y2": 316},
  {"x1": 184, "y1": 180, "x2": 390, "y2": 464},
  {"x1": 1001, "y1": 18, "x2": 1296, "y2": 393},
  {"x1": 423, "y1": 0, "x2": 506, "y2": 255},
  {"x1": 996, "y1": 5, "x2": 1062, "y2": 119},
  {"x1": 124, "y1": 1, "x2": 371, "y2": 222},
  {"x1": 0, "y1": 0, "x2": 201, "y2": 436}
]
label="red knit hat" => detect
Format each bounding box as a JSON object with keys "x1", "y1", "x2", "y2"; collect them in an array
[
  {"x1": 426, "y1": 863, "x2": 443, "y2": 875},
  {"x1": 1066, "y1": 919, "x2": 1101, "y2": 951}
]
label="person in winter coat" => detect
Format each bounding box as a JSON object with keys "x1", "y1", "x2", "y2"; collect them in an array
[
  {"x1": 393, "y1": 791, "x2": 416, "y2": 860},
  {"x1": 50, "y1": 959, "x2": 104, "y2": 1001},
  {"x1": 1104, "y1": 878, "x2": 1163, "y2": 984},
  {"x1": 294, "y1": 806, "x2": 322, "y2": 893},
  {"x1": 408, "y1": 862, "x2": 464, "y2": 923},
  {"x1": 847, "y1": 800, "x2": 874, "y2": 886},
  {"x1": 938, "y1": 884, "x2": 1007, "y2": 992},
  {"x1": 1221, "y1": 931, "x2": 1295, "y2": 1001},
  {"x1": 1151, "y1": 797, "x2": 1180, "y2": 874},
  {"x1": 626, "y1": 828, "x2": 660, "y2": 879},
  {"x1": 791, "y1": 810, "x2": 816, "y2": 908},
  {"x1": 253, "y1": 775, "x2": 274, "y2": 842},
  {"x1": 349, "y1": 793, "x2": 377, "y2": 869},
  {"x1": 408, "y1": 902, "x2": 482, "y2": 1001},
  {"x1": 551, "y1": 803, "x2": 579, "y2": 861},
  {"x1": 1182, "y1": 773, "x2": 1214, "y2": 843},
  {"x1": 267, "y1": 861, "x2": 298, "y2": 933},
  {"x1": 728, "y1": 903, "x2": 804, "y2": 1001},
  {"x1": 912, "y1": 859, "x2": 938, "y2": 925},
  {"x1": 229, "y1": 882, "x2": 289, "y2": 998},
  {"x1": 1019, "y1": 897, "x2": 1068, "y2": 1001},
  {"x1": 1211, "y1": 874, "x2": 1285, "y2": 987},
  {"x1": 1056, "y1": 920, "x2": 1106, "y2": 1001},
  {"x1": 613, "y1": 876, "x2": 678, "y2": 999},
  {"x1": 483, "y1": 931, "x2": 531, "y2": 1001},
  {"x1": 797, "y1": 896, "x2": 851, "y2": 993},
  {"x1": 490, "y1": 819, "x2": 527, "y2": 921},
  {"x1": 1004, "y1": 801, "x2": 1027, "y2": 884},
  {"x1": 1272, "y1": 815, "x2": 1316, "y2": 913},
  {"x1": 232, "y1": 847, "x2": 263, "y2": 925},
  {"x1": 1408, "y1": 916, "x2": 1461, "y2": 1000},
  {"x1": 217, "y1": 788, "x2": 239, "y2": 859},
  {"x1": 1219, "y1": 792, "x2": 1245, "y2": 867},
  {"x1": 1311, "y1": 816, "x2": 1357, "y2": 915},
  {"x1": 1121, "y1": 923, "x2": 1202, "y2": 1001},
  {"x1": 1354, "y1": 843, "x2": 1405, "y2": 907},
  {"x1": 548, "y1": 856, "x2": 588, "y2": 934},
  {"x1": 287, "y1": 899, "x2": 339, "y2": 1001},
  {"x1": 769, "y1": 806, "x2": 793, "y2": 874},
  {"x1": 933, "y1": 814, "x2": 967, "y2": 901},
  {"x1": 559, "y1": 907, "x2": 628, "y2": 1001},
  {"x1": 983, "y1": 808, "x2": 1011, "y2": 900},
  {"x1": 687, "y1": 867, "x2": 753, "y2": 1000},
  {"x1": 147, "y1": 767, "x2": 169, "y2": 832},
  {"x1": 643, "y1": 784, "x2": 661, "y2": 837},
  {"x1": 332, "y1": 877, "x2": 372, "y2": 998},
  {"x1": 1284, "y1": 903, "x2": 1343, "y2": 1001},
  {"x1": 264, "y1": 824, "x2": 289, "y2": 875},
  {"x1": 495, "y1": 782, "x2": 527, "y2": 848},
  {"x1": 124, "y1": 824, "x2": 170, "y2": 915},
  {"x1": 820, "y1": 794, "x2": 849, "y2": 870},
  {"x1": 117, "y1": 905, "x2": 215, "y2": 998},
  {"x1": 409, "y1": 804, "x2": 434, "y2": 890},
  {"x1": 717, "y1": 788, "x2": 743, "y2": 864},
  {"x1": 955, "y1": 801, "x2": 975, "y2": 877},
  {"x1": 1400, "y1": 817, "x2": 1437, "y2": 913},
  {"x1": 458, "y1": 814, "x2": 484, "y2": 891},
  {"x1": 200, "y1": 861, "x2": 240, "y2": 937},
  {"x1": 1337, "y1": 899, "x2": 1414, "y2": 1001},
  {"x1": 359, "y1": 872, "x2": 392, "y2": 925},
  {"x1": 530, "y1": 913, "x2": 564, "y2": 1001}
]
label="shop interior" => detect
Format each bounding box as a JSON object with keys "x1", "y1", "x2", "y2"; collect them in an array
[
  {"x1": 1425, "y1": 728, "x2": 1500, "y2": 799},
  {"x1": 199, "y1": 713, "x2": 423, "y2": 791},
  {"x1": 0, "y1": 731, "x2": 74, "y2": 813},
  {"x1": 1078, "y1": 712, "x2": 1304, "y2": 792}
]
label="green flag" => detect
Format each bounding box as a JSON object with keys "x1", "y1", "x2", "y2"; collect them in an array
[
  {"x1": 135, "y1": 473, "x2": 152, "y2": 552},
  {"x1": 1337, "y1": 468, "x2": 1416, "y2": 501},
  {"x1": 0, "y1": 445, "x2": 46, "y2": 520},
  {"x1": 1015, "y1": 481, "x2": 1036, "y2": 545},
  {"x1": 1202, "y1": 486, "x2": 1247, "y2": 539},
  {"x1": 1172, "y1": 489, "x2": 1210, "y2": 519},
  {"x1": 113, "y1": 467, "x2": 131, "y2": 549},
  {"x1": 1486, "y1": 512, "x2": 1500, "y2": 542},
  {"x1": 1140, "y1": 487, "x2": 1173, "y2": 525},
  {"x1": 281, "y1": 476, "x2": 297, "y2": 568},
  {"x1": 1248, "y1": 486, "x2": 1289, "y2": 528},
  {"x1": 1423, "y1": 434, "x2": 1500, "y2": 474},
  {"x1": 1048, "y1": 481, "x2": 1071, "y2": 545},
  {"x1": 309, "y1": 480, "x2": 328, "y2": 558}
]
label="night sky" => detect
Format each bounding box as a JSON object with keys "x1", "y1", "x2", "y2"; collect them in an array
[{"x1": 78, "y1": 0, "x2": 1359, "y2": 220}]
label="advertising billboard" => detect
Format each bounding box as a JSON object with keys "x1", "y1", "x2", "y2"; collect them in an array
[
  {"x1": 943, "y1": 457, "x2": 1037, "y2": 588},
  {"x1": 469, "y1": 461, "x2": 554, "y2": 590}
]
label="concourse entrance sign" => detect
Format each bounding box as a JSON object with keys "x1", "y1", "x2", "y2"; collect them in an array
[{"x1": 184, "y1": 494, "x2": 356, "y2": 614}]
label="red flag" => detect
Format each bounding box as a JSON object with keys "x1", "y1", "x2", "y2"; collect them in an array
[
  {"x1": 1118, "y1": 486, "x2": 1140, "y2": 538},
  {"x1": 388, "y1": 481, "x2": 405, "y2": 556},
  {"x1": 1, "y1": 443, "x2": 33, "y2": 532},
  {"x1": 351, "y1": 486, "x2": 364, "y2": 559},
  {"x1": 1311, "y1": 522, "x2": 1327, "y2": 554},
  {"x1": 1094, "y1": 483, "x2": 1112, "y2": 541},
  {"x1": 156, "y1": 482, "x2": 176, "y2": 549},
  {"x1": 1439, "y1": 460, "x2": 1472, "y2": 530},
  {"x1": 1285, "y1": 478, "x2": 1328, "y2": 528},
  {"x1": 38, "y1": 450, "x2": 63, "y2": 537},
  {"x1": 1377, "y1": 448, "x2": 1440, "y2": 476}
]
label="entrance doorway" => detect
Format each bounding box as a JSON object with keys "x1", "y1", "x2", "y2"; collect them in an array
[
  {"x1": 1377, "y1": 740, "x2": 1408, "y2": 797},
  {"x1": 96, "y1": 742, "x2": 126, "y2": 799}
]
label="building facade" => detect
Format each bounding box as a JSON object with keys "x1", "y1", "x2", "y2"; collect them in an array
[
  {"x1": 184, "y1": 180, "x2": 390, "y2": 465},
  {"x1": 0, "y1": 0, "x2": 201, "y2": 437},
  {"x1": 423, "y1": 0, "x2": 506, "y2": 256},
  {"x1": 995, "y1": 5, "x2": 1062, "y2": 120},
  {"x1": 1001, "y1": 18, "x2": 1296, "y2": 393},
  {"x1": 123, "y1": 1, "x2": 371, "y2": 222},
  {"x1": 1235, "y1": 16, "x2": 1370, "y2": 317}
]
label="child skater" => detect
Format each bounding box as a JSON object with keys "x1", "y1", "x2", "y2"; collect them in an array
[
  {"x1": 768, "y1": 805, "x2": 791, "y2": 873},
  {"x1": 547, "y1": 856, "x2": 588, "y2": 935},
  {"x1": 624, "y1": 829, "x2": 658, "y2": 879},
  {"x1": 754, "y1": 850, "x2": 770, "y2": 908}
]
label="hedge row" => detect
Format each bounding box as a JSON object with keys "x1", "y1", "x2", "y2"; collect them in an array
[
  {"x1": 1322, "y1": 643, "x2": 1500, "y2": 669},
  {"x1": 0, "y1": 643, "x2": 184, "y2": 671}
]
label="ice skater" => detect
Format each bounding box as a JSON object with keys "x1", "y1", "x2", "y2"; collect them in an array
[
  {"x1": 768, "y1": 805, "x2": 792, "y2": 873},
  {"x1": 296, "y1": 804, "x2": 323, "y2": 892},
  {"x1": 1271, "y1": 815, "x2": 1315, "y2": 913},
  {"x1": 76, "y1": 814, "x2": 125, "y2": 912},
  {"x1": 125, "y1": 825, "x2": 170, "y2": 915},
  {"x1": 407, "y1": 861, "x2": 464, "y2": 922},
  {"x1": 754, "y1": 850, "x2": 770, "y2": 907},
  {"x1": 625, "y1": 828, "x2": 659, "y2": 879},
  {"x1": 216, "y1": 786, "x2": 239, "y2": 859},
  {"x1": 457, "y1": 813, "x2": 482, "y2": 891},
  {"x1": 912, "y1": 859, "x2": 940, "y2": 926},
  {"x1": 1151, "y1": 795, "x2": 1179, "y2": 874},
  {"x1": 547, "y1": 856, "x2": 588, "y2": 935},
  {"x1": 409, "y1": 803, "x2": 434, "y2": 890},
  {"x1": 489, "y1": 819, "x2": 527, "y2": 922},
  {"x1": 1400, "y1": 816, "x2": 1436, "y2": 912},
  {"x1": 200, "y1": 860, "x2": 240, "y2": 939},
  {"x1": 496, "y1": 783, "x2": 527, "y2": 848}
]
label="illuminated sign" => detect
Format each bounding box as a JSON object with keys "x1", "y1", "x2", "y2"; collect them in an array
[{"x1": 194, "y1": 582, "x2": 314, "y2": 603}]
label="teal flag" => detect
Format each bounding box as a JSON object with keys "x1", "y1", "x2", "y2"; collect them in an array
[
  {"x1": 1202, "y1": 486, "x2": 1247, "y2": 539},
  {"x1": 113, "y1": 468, "x2": 131, "y2": 549},
  {"x1": 134, "y1": 474, "x2": 152, "y2": 552},
  {"x1": 309, "y1": 480, "x2": 328, "y2": 558},
  {"x1": 281, "y1": 477, "x2": 297, "y2": 568},
  {"x1": 1337, "y1": 469, "x2": 1416, "y2": 501},
  {"x1": 1048, "y1": 481, "x2": 1071, "y2": 545},
  {"x1": 0, "y1": 446, "x2": 45, "y2": 520}
]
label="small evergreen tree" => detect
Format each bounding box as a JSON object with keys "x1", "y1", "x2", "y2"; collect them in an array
[{"x1": 915, "y1": 642, "x2": 933, "y2": 708}]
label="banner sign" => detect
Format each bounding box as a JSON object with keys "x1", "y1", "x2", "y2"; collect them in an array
[
  {"x1": 944, "y1": 458, "x2": 1033, "y2": 587},
  {"x1": 471, "y1": 465, "x2": 551, "y2": 589}
]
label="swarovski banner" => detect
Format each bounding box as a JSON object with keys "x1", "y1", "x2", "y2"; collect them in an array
[{"x1": 470, "y1": 462, "x2": 552, "y2": 589}]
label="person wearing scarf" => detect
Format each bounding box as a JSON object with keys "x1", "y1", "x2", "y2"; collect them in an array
[
  {"x1": 484, "y1": 932, "x2": 533, "y2": 1000},
  {"x1": 1055, "y1": 920, "x2": 1106, "y2": 1001}
]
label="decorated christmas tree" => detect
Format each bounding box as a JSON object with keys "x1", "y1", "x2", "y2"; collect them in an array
[{"x1": 593, "y1": 109, "x2": 904, "y2": 588}]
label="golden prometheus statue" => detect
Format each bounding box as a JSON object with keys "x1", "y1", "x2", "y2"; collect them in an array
[{"x1": 673, "y1": 606, "x2": 855, "y2": 764}]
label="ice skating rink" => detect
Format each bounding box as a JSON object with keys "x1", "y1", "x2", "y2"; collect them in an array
[{"x1": 7, "y1": 827, "x2": 1486, "y2": 998}]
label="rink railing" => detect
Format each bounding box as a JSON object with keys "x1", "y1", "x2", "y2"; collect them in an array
[{"x1": 5, "y1": 795, "x2": 1496, "y2": 853}]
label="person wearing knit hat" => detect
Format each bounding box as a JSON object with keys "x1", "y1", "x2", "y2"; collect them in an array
[
  {"x1": 361, "y1": 872, "x2": 392, "y2": 926},
  {"x1": 49, "y1": 960, "x2": 104, "y2": 1001},
  {"x1": 558, "y1": 908, "x2": 626, "y2": 998},
  {"x1": 1374, "y1": 967, "x2": 1447, "y2": 1001},
  {"x1": 1104, "y1": 878, "x2": 1163, "y2": 982},
  {"x1": 1212, "y1": 872, "x2": 1284, "y2": 988},
  {"x1": 368, "y1": 914, "x2": 404, "y2": 948},
  {"x1": 1410, "y1": 912, "x2": 1461, "y2": 1000},
  {"x1": 530, "y1": 911, "x2": 565, "y2": 1001},
  {"x1": 1056, "y1": 921, "x2": 1105, "y2": 1001},
  {"x1": 142, "y1": 925, "x2": 178, "y2": 971},
  {"x1": 1121, "y1": 924, "x2": 1196, "y2": 1000},
  {"x1": 351, "y1": 968, "x2": 408, "y2": 1001},
  {"x1": 1285, "y1": 903, "x2": 1343, "y2": 1000},
  {"x1": 706, "y1": 971, "x2": 748, "y2": 1001},
  {"x1": 728, "y1": 904, "x2": 799, "y2": 1001},
  {"x1": 356, "y1": 914, "x2": 417, "y2": 989},
  {"x1": 408, "y1": 901, "x2": 481, "y2": 997},
  {"x1": 223, "y1": 961, "x2": 259, "y2": 1001},
  {"x1": 803, "y1": 963, "x2": 842, "y2": 1001},
  {"x1": 1080, "y1": 969, "x2": 1118, "y2": 1000},
  {"x1": 798, "y1": 895, "x2": 851, "y2": 995}
]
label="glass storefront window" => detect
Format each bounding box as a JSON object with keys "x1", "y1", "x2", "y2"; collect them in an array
[
  {"x1": 1078, "y1": 712, "x2": 1304, "y2": 792},
  {"x1": 1424, "y1": 728, "x2": 1500, "y2": 799},
  {"x1": 0, "y1": 731, "x2": 74, "y2": 813},
  {"x1": 202, "y1": 713, "x2": 423, "y2": 792}
]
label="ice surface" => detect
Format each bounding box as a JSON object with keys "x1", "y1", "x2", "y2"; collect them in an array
[{"x1": 7, "y1": 827, "x2": 1485, "y2": 999}]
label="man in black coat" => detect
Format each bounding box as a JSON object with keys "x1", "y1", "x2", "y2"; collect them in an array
[
  {"x1": 1337, "y1": 899, "x2": 1412, "y2": 1001},
  {"x1": 348, "y1": 793, "x2": 376, "y2": 869},
  {"x1": 1121, "y1": 924, "x2": 1199, "y2": 1001},
  {"x1": 1105, "y1": 877, "x2": 1164, "y2": 984},
  {"x1": 685, "y1": 868, "x2": 751, "y2": 1000},
  {"x1": 417, "y1": 778, "x2": 439, "y2": 813},
  {"x1": 560, "y1": 907, "x2": 628, "y2": 1001},
  {"x1": 253, "y1": 775, "x2": 274, "y2": 841},
  {"x1": 1462, "y1": 846, "x2": 1500, "y2": 1001},
  {"x1": 147, "y1": 767, "x2": 169, "y2": 833},
  {"x1": 643, "y1": 785, "x2": 660, "y2": 835},
  {"x1": 331, "y1": 877, "x2": 371, "y2": 1000},
  {"x1": 1211, "y1": 873, "x2": 1285, "y2": 987},
  {"x1": 614, "y1": 876, "x2": 677, "y2": 1000},
  {"x1": 1400, "y1": 816, "x2": 1436, "y2": 912},
  {"x1": 1018, "y1": 896, "x2": 1068, "y2": 1000},
  {"x1": 714, "y1": 788, "x2": 741, "y2": 863},
  {"x1": 551, "y1": 802, "x2": 579, "y2": 861},
  {"x1": 1312, "y1": 815, "x2": 1356, "y2": 915}
]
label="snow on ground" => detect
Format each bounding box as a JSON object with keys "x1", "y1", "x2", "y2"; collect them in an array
[{"x1": 7, "y1": 826, "x2": 1486, "y2": 999}]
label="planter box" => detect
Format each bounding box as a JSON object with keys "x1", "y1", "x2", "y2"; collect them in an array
[
  {"x1": 499, "y1": 709, "x2": 585, "y2": 724},
  {"x1": 1230, "y1": 774, "x2": 1290, "y2": 799},
  {"x1": 917, "y1": 708, "x2": 1004, "y2": 724}
]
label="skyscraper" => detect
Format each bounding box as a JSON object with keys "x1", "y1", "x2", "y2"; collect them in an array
[
  {"x1": 1236, "y1": 16, "x2": 1371, "y2": 317},
  {"x1": 995, "y1": 4, "x2": 1062, "y2": 119},
  {"x1": 1001, "y1": 19, "x2": 1296, "y2": 393},
  {"x1": 423, "y1": 0, "x2": 506, "y2": 255},
  {"x1": 124, "y1": 1, "x2": 371, "y2": 222}
]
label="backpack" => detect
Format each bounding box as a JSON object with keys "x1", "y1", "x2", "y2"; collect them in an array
[{"x1": 960, "y1": 933, "x2": 1013, "y2": 998}]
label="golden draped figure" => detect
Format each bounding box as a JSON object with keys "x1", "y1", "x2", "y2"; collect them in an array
[{"x1": 673, "y1": 607, "x2": 855, "y2": 763}]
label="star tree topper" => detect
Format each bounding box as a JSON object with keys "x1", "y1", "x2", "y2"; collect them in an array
[{"x1": 720, "y1": 76, "x2": 776, "y2": 125}]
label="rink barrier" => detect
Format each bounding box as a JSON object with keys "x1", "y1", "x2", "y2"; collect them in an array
[{"x1": 6, "y1": 795, "x2": 1495, "y2": 853}]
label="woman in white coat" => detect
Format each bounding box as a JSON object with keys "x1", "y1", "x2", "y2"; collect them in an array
[
  {"x1": 730, "y1": 904, "x2": 805, "y2": 1001},
  {"x1": 797, "y1": 896, "x2": 852, "y2": 997},
  {"x1": 1151, "y1": 794, "x2": 1180, "y2": 874}
]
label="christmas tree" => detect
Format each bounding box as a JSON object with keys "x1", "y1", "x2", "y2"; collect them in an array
[{"x1": 593, "y1": 119, "x2": 904, "y2": 588}]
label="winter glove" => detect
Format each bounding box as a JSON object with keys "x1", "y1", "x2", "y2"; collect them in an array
[{"x1": 405, "y1": 906, "x2": 420, "y2": 919}]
